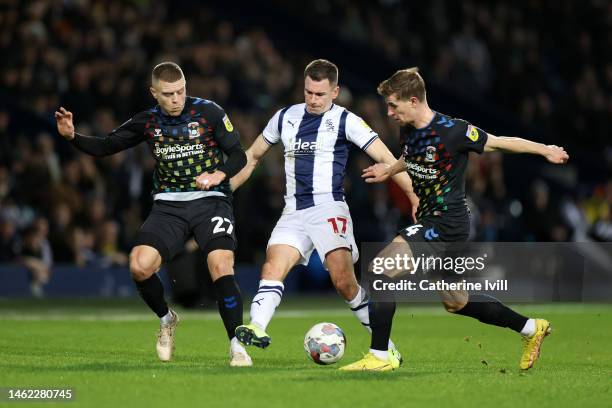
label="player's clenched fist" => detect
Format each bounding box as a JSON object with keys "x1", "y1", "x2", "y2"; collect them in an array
[
  {"x1": 543, "y1": 145, "x2": 569, "y2": 164},
  {"x1": 54, "y1": 107, "x2": 75, "y2": 140},
  {"x1": 195, "y1": 170, "x2": 226, "y2": 190}
]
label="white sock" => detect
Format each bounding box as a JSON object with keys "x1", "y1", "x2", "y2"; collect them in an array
[
  {"x1": 347, "y1": 286, "x2": 396, "y2": 350},
  {"x1": 520, "y1": 318, "x2": 536, "y2": 337},
  {"x1": 250, "y1": 279, "x2": 284, "y2": 331},
  {"x1": 369, "y1": 348, "x2": 389, "y2": 361},
  {"x1": 160, "y1": 310, "x2": 173, "y2": 325},
  {"x1": 230, "y1": 336, "x2": 246, "y2": 353},
  {"x1": 347, "y1": 285, "x2": 370, "y2": 330}
]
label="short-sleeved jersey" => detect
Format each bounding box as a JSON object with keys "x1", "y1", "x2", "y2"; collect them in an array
[
  {"x1": 107, "y1": 96, "x2": 240, "y2": 199},
  {"x1": 400, "y1": 111, "x2": 488, "y2": 219},
  {"x1": 263, "y1": 103, "x2": 378, "y2": 212}
]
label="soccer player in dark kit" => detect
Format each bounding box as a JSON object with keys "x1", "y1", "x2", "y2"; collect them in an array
[
  {"x1": 55, "y1": 62, "x2": 252, "y2": 366},
  {"x1": 340, "y1": 67, "x2": 569, "y2": 371}
]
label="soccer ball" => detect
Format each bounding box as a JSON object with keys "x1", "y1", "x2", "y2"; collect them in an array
[{"x1": 303, "y1": 322, "x2": 346, "y2": 365}]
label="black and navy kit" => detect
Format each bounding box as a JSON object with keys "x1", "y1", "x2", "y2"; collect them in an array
[
  {"x1": 68, "y1": 96, "x2": 246, "y2": 261},
  {"x1": 71, "y1": 96, "x2": 243, "y2": 197},
  {"x1": 398, "y1": 112, "x2": 487, "y2": 246}
]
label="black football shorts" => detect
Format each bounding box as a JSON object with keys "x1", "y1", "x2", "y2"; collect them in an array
[
  {"x1": 398, "y1": 215, "x2": 470, "y2": 277},
  {"x1": 135, "y1": 197, "x2": 236, "y2": 262}
]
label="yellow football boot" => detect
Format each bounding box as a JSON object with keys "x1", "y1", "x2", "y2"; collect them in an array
[
  {"x1": 339, "y1": 351, "x2": 400, "y2": 372},
  {"x1": 520, "y1": 318, "x2": 552, "y2": 370}
]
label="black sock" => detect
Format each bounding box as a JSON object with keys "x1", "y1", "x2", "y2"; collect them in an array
[
  {"x1": 134, "y1": 274, "x2": 168, "y2": 318},
  {"x1": 367, "y1": 274, "x2": 397, "y2": 351},
  {"x1": 369, "y1": 300, "x2": 396, "y2": 351},
  {"x1": 213, "y1": 275, "x2": 243, "y2": 340},
  {"x1": 455, "y1": 294, "x2": 528, "y2": 333}
]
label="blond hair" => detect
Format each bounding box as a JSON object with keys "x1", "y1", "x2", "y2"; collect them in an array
[{"x1": 377, "y1": 67, "x2": 426, "y2": 101}]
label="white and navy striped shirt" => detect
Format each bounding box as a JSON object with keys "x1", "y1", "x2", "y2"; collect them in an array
[{"x1": 263, "y1": 103, "x2": 378, "y2": 212}]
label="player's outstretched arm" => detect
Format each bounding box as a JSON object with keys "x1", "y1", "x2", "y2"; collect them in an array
[
  {"x1": 361, "y1": 138, "x2": 411, "y2": 182},
  {"x1": 362, "y1": 138, "x2": 419, "y2": 221},
  {"x1": 362, "y1": 139, "x2": 414, "y2": 187},
  {"x1": 230, "y1": 134, "x2": 272, "y2": 191},
  {"x1": 55, "y1": 106, "x2": 146, "y2": 157},
  {"x1": 484, "y1": 134, "x2": 569, "y2": 164}
]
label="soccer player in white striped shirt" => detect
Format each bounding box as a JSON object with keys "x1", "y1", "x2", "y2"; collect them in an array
[{"x1": 231, "y1": 60, "x2": 418, "y2": 363}]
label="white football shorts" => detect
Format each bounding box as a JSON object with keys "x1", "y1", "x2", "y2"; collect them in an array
[{"x1": 267, "y1": 201, "x2": 359, "y2": 267}]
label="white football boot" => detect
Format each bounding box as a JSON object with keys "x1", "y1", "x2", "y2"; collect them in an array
[{"x1": 156, "y1": 309, "x2": 179, "y2": 362}]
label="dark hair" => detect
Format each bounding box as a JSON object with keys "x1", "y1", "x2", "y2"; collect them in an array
[
  {"x1": 151, "y1": 61, "x2": 184, "y2": 83},
  {"x1": 304, "y1": 59, "x2": 338, "y2": 85},
  {"x1": 377, "y1": 67, "x2": 426, "y2": 102}
]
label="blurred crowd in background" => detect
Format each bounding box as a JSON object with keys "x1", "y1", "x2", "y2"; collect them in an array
[{"x1": 1, "y1": 0, "x2": 610, "y2": 292}]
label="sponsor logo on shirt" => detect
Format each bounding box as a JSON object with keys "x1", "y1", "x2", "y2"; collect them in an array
[
  {"x1": 288, "y1": 137, "x2": 334, "y2": 155},
  {"x1": 154, "y1": 143, "x2": 205, "y2": 160},
  {"x1": 406, "y1": 160, "x2": 438, "y2": 179}
]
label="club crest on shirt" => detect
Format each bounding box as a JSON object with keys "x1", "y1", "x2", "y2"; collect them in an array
[
  {"x1": 466, "y1": 125, "x2": 479, "y2": 142},
  {"x1": 425, "y1": 145, "x2": 436, "y2": 162},
  {"x1": 325, "y1": 119, "x2": 335, "y2": 132},
  {"x1": 187, "y1": 122, "x2": 200, "y2": 139}
]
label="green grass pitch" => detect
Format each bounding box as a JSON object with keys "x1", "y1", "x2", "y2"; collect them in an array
[{"x1": 1, "y1": 299, "x2": 610, "y2": 408}]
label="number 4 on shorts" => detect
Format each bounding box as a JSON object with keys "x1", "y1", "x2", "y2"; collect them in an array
[
  {"x1": 404, "y1": 224, "x2": 423, "y2": 237},
  {"x1": 327, "y1": 217, "x2": 347, "y2": 234}
]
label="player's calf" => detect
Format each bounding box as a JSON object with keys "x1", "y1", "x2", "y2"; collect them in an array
[
  {"x1": 331, "y1": 273, "x2": 358, "y2": 301},
  {"x1": 208, "y1": 251, "x2": 240, "y2": 326},
  {"x1": 245, "y1": 245, "x2": 299, "y2": 341},
  {"x1": 130, "y1": 246, "x2": 169, "y2": 319},
  {"x1": 454, "y1": 293, "x2": 529, "y2": 333},
  {"x1": 213, "y1": 274, "x2": 244, "y2": 340}
]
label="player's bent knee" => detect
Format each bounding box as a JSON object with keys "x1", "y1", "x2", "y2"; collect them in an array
[
  {"x1": 129, "y1": 256, "x2": 155, "y2": 282},
  {"x1": 210, "y1": 260, "x2": 233, "y2": 279},
  {"x1": 443, "y1": 300, "x2": 467, "y2": 313},
  {"x1": 129, "y1": 247, "x2": 160, "y2": 281},
  {"x1": 207, "y1": 250, "x2": 235, "y2": 280}
]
